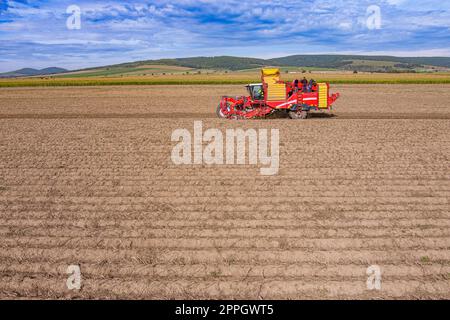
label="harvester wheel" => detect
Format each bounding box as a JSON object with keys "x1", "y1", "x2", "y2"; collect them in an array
[
  {"x1": 216, "y1": 103, "x2": 230, "y2": 119},
  {"x1": 289, "y1": 111, "x2": 309, "y2": 120}
]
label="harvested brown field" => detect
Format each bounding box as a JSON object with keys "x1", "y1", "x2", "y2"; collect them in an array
[{"x1": 0, "y1": 84, "x2": 449, "y2": 299}]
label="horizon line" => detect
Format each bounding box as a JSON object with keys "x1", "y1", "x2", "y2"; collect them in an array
[{"x1": 3, "y1": 53, "x2": 450, "y2": 74}]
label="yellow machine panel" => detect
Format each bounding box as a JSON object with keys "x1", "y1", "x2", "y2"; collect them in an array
[
  {"x1": 261, "y1": 68, "x2": 280, "y2": 84},
  {"x1": 267, "y1": 83, "x2": 286, "y2": 101},
  {"x1": 318, "y1": 83, "x2": 329, "y2": 109},
  {"x1": 262, "y1": 68, "x2": 286, "y2": 101},
  {"x1": 261, "y1": 68, "x2": 280, "y2": 77}
]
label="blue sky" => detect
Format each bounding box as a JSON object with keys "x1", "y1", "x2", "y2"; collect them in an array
[{"x1": 0, "y1": 0, "x2": 449, "y2": 72}]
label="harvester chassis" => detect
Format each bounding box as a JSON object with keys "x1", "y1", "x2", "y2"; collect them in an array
[{"x1": 217, "y1": 68, "x2": 339, "y2": 120}]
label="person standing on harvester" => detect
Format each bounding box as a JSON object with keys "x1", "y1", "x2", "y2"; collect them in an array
[{"x1": 301, "y1": 77, "x2": 308, "y2": 92}]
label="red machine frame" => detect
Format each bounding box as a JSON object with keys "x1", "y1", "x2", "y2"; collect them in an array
[{"x1": 218, "y1": 70, "x2": 340, "y2": 119}]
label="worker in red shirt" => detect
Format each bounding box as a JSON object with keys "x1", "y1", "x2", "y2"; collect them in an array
[
  {"x1": 311, "y1": 80, "x2": 318, "y2": 92},
  {"x1": 289, "y1": 79, "x2": 300, "y2": 96}
]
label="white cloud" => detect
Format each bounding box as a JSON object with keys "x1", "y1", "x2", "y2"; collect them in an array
[{"x1": 0, "y1": 0, "x2": 449, "y2": 72}]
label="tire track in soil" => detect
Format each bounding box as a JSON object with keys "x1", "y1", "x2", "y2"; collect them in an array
[{"x1": 0, "y1": 112, "x2": 449, "y2": 119}]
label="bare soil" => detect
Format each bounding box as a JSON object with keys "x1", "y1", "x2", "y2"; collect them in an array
[{"x1": 0, "y1": 85, "x2": 449, "y2": 299}]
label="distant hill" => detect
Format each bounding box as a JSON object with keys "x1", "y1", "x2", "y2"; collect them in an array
[
  {"x1": 110, "y1": 56, "x2": 270, "y2": 71},
  {"x1": 3, "y1": 54, "x2": 450, "y2": 79},
  {"x1": 0, "y1": 67, "x2": 68, "y2": 78},
  {"x1": 99, "y1": 55, "x2": 450, "y2": 73},
  {"x1": 269, "y1": 55, "x2": 450, "y2": 71}
]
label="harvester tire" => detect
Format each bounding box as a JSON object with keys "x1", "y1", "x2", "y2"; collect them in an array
[
  {"x1": 289, "y1": 111, "x2": 309, "y2": 120},
  {"x1": 216, "y1": 103, "x2": 227, "y2": 119}
]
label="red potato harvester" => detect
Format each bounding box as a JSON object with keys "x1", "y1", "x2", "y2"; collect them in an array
[{"x1": 217, "y1": 68, "x2": 340, "y2": 119}]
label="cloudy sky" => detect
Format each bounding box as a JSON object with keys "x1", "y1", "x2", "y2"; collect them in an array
[{"x1": 0, "y1": 0, "x2": 449, "y2": 72}]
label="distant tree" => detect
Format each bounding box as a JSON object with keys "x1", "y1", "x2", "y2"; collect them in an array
[{"x1": 353, "y1": 70, "x2": 358, "y2": 74}]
